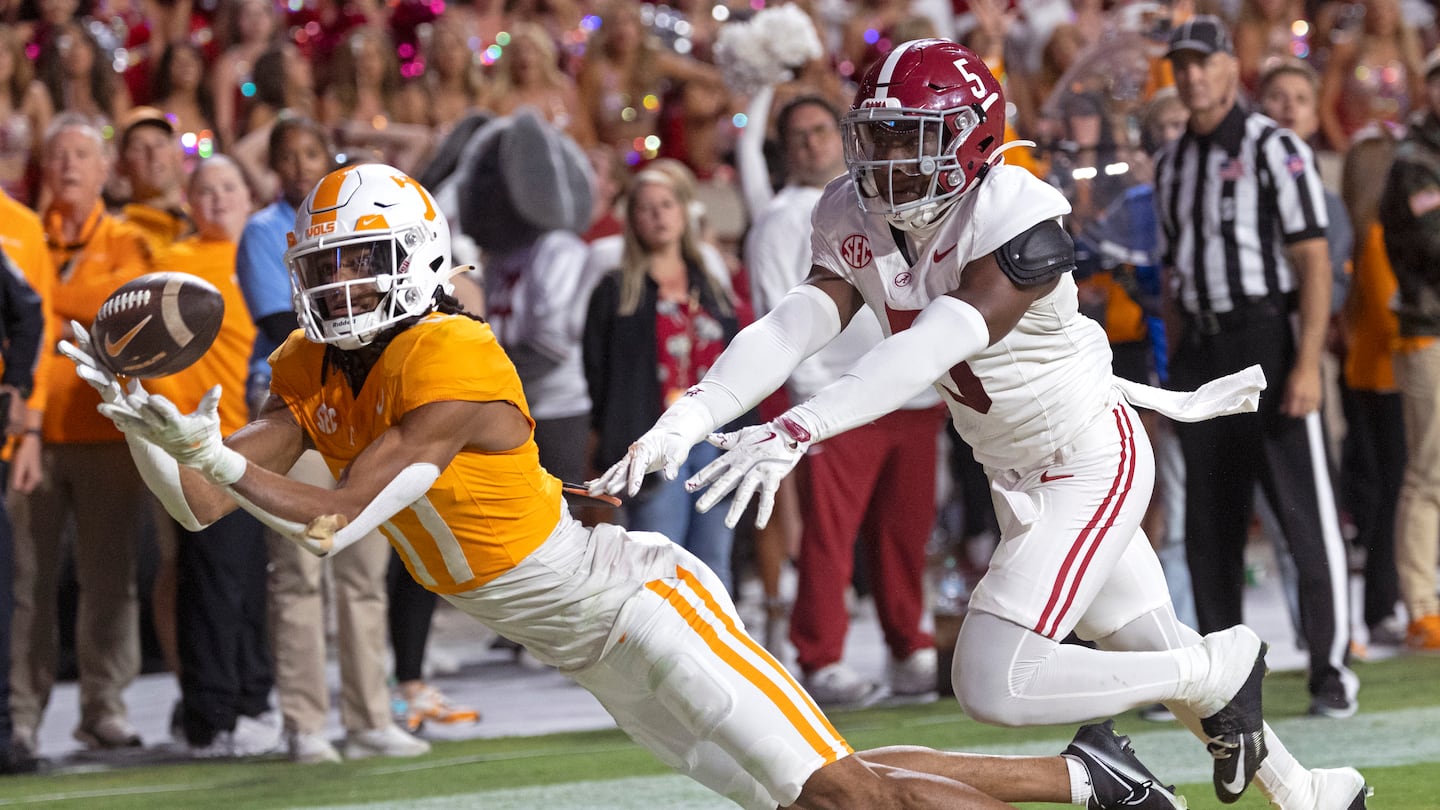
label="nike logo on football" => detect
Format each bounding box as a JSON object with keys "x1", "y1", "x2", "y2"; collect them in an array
[
  {"x1": 1040, "y1": 470, "x2": 1073, "y2": 483},
  {"x1": 932, "y1": 244, "x2": 957, "y2": 263},
  {"x1": 102, "y1": 315, "x2": 153, "y2": 358}
]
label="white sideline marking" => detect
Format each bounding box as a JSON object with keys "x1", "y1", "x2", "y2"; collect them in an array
[
  {"x1": 0, "y1": 784, "x2": 201, "y2": 805},
  {"x1": 6, "y1": 707, "x2": 1439, "y2": 808}
]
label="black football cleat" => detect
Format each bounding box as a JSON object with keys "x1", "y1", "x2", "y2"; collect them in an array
[
  {"x1": 1064, "y1": 719, "x2": 1186, "y2": 809},
  {"x1": 1201, "y1": 640, "x2": 1269, "y2": 803}
]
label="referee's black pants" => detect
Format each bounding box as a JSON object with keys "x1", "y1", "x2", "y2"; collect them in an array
[
  {"x1": 1170, "y1": 310, "x2": 1352, "y2": 699},
  {"x1": 176, "y1": 509, "x2": 274, "y2": 745}
]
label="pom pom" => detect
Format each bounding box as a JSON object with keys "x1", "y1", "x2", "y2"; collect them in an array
[{"x1": 715, "y1": 4, "x2": 824, "y2": 97}]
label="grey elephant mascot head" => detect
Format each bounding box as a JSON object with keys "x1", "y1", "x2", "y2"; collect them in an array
[{"x1": 432, "y1": 109, "x2": 594, "y2": 257}]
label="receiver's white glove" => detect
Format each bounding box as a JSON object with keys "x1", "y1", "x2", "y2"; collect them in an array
[
  {"x1": 59, "y1": 319, "x2": 149, "y2": 424},
  {"x1": 589, "y1": 394, "x2": 715, "y2": 497},
  {"x1": 685, "y1": 415, "x2": 813, "y2": 529},
  {"x1": 121, "y1": 386, "x2": 247, "y2": 486}
]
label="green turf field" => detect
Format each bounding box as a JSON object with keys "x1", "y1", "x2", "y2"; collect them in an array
[{"x1": 2, "y1": 654, "x2": 1437, "y2": 809}]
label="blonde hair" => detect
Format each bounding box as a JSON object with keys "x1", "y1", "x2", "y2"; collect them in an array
[
  {"x1": 492, "y1": 22, "x2": 568, "y2": 94},
  {"x1": 616, "y1": 159, "x2": 731, "y2": 318},
  {"x1": 325, "y1": 27, "x2": 402, "y2": 118}
]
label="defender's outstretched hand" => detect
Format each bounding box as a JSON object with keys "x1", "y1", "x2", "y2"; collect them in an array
[
  {"x1": 59, "y1": 319, "x2": 148, "y2": 422},
  {"x1": 685, "y1": 417, "x2": 812, "y2": 529},
  {"x1": 588, "y1": 396, "x2": 715, "y2": 497},
  {"x1": 123, "y1": 386, "x2": 247, "y2": 486}
]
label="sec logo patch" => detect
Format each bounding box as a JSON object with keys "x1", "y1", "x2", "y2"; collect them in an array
[{"x1": 841, "y1": 234, "x2": 872, "y2": 268}]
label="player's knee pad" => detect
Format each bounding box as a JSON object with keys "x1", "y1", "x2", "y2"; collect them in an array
[
  {"x1": 649, "y1": 650, "x2": 736, "y2": 739},
  {"x1": 953, "y1": 612, "x2": 1055, "y2": 727}
]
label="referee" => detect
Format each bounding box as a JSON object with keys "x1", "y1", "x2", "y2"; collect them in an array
[{"x1": 1155, "y1": 16, "x2": 1356, "y2": 718}]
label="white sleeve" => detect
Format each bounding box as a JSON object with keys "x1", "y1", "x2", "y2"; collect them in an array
[
  {"x1": 736, "y1": 86, "x2": 776, "y2": 219},
  {"x1": 683, "y1": 284, "x2": 844, "y2": 426},
  {"x1": 287, "y1": 463, "x2": 440, "y2": 556},
  {"x1": 785, "y1": 295, "x2": 989, "y2": 441},
  {"x1": 526, "y1": 231, "x2": 591, "y2": 361},
  {"x1": 228, "y1": 462, "x2": 440, "y2": 557},
  {"x1": 127, "y1": 433, "x2": 208, "y2": 532}
]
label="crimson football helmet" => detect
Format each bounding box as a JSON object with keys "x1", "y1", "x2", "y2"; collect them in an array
[{"x1": 843, "y1": 39, "x2": 1007, "y2": 230}]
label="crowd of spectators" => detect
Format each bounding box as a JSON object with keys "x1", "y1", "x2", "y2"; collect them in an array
[{"x1": 0, "y1": 0, "x2": 1438, "y2": 775}]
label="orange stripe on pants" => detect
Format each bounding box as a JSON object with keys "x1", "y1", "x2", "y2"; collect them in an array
[{"x1": 646, "y1": 567, "x2": 851, "y2": 763}]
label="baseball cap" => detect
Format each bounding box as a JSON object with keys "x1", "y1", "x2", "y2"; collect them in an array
[
  {"x1": 118, "y1": 106, "x2": 175, "y2": 148},
  {"x1": 1166, "y1": 15, "x2": 1233, "y2": 59}
]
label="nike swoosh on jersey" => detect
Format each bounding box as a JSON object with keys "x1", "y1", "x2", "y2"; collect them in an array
[
  {"x1": 1222, "y1": 736, "x2": 1247, "y2": 796},
  {"x1": 103, "y1": 315, "x2": 154, "y2": 358},
  {"x1": 932, "y1": 243, "x2": 957, "y2": 263},
  {"x1": 1040, "y1": 470, "x2": 1074, "y2": 483}
]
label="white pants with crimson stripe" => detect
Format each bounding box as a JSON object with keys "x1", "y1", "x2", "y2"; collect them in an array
[
  {"x1": 957, "y1": 399, "x2": 1199, "y2": 725},
  {"x1": 442, "y1": 506, "x2": 850, "y2": 810}
]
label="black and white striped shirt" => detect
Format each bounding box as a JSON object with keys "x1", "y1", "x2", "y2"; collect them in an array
[{"x1": 1155, "y1": 104, "x2": 1328, "y2": 315}]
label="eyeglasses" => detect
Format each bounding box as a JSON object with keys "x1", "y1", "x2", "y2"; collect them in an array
[{"x1": 784, "y1": 123, "x2": 840, "y2": 145}]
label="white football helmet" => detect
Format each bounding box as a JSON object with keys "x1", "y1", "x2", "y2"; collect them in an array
[{"x1": 286, "y1": 163, "x2": 454, "y2": 350}]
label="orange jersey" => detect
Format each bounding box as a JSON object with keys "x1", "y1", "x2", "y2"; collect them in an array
[
  {"x1": 145, "y1": 237, "x2": 256, "y2": 436},
  {"x1": 41, "y1": 202, "x2": 152, "y2": 443},
  {"x1": 0, "y1": 190, "x2": 55, "y2": 414},
  {"x1": 269, "y1": 314, "x2": 564, "y2": 593}
]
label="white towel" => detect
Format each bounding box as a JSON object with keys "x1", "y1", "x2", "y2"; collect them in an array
[{"x1": 1113, "y1": 365, "x2": 1268, "y2": 422}]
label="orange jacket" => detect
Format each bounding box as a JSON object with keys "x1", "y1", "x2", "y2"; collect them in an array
[
  {"x1": 1345, "y1": 223, "x2": 1409, "y2": 391},
  {"x1": 40, "y1": 201, "x2": 151, "y2": 443},
  {"x1": 0, "y1": 191, "x2": 55, "y2": 415},
  {"x1": 119, "y1": 202, "x2": 193, "y2": 255}
]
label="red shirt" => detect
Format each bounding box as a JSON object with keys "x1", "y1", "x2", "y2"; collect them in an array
[{"x1": 654, "y1": 294, "x2": 726, "y2": 409}]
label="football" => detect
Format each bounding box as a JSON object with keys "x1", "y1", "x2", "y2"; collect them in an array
[{"x1": 91, "y1": 272, "x2": 225, "y2": 378}]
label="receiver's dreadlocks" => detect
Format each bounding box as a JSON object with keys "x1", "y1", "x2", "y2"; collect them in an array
[{"x1": 321, "y1": 289, "x2": 486, "y2": 396}]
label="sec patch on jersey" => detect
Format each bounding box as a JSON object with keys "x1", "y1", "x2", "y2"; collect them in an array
[{"x1": 92, "y1": 272, "x2": 224, "y2": 378}]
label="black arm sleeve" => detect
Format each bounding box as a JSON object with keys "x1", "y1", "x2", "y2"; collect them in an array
[
  {"x1": 0, "y1": 250, "x2": 44, "y2": 397},
  {"x1": 993, "y1": 219, "x2": 1077, "y2": 288}
]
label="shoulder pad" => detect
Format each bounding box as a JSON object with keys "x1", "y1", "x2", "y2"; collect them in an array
[{"x1": 994, "y1": 219, "x2": 1076, "y2": 288}]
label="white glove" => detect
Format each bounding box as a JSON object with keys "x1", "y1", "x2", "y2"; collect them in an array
[
  {"x1": 588, "y1": 394, "x2": 716, "y2": 497},
  {"x1": 59, "y1": 319, "x2": 149, "y2": 424},
  {"x1": 685, "y1": 415, "x2": 813, "y2": 530},
  {"x1": 121, "y1": 385, "x2": 247, "y2": 486}
]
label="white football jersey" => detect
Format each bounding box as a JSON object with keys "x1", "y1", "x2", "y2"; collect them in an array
[{"x1": 810, "y1": 164, "x2": 1116, "y2": 471}]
